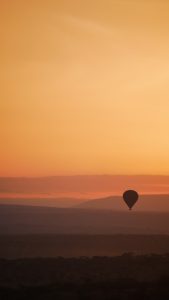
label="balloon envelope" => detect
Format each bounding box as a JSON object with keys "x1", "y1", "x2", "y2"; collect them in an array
[{"x1": 123, "y1": 190, "x2": 139, "y2": 210}]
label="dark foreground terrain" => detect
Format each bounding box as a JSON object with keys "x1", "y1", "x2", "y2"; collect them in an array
[
  {"x1": 0, "y1": 235, "x2": 169, "y2": 258},
  {"x1": 0, "y1": 255, "x2": 169, "y2": 299}
]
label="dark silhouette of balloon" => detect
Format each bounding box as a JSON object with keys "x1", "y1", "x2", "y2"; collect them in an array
[{"x1": 123, "y1": 190, "x2": 139, "y2": 210}]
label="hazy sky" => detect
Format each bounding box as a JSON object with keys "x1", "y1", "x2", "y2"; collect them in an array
[{"x1": 1, "y1": 0, "x2": 169, "y2": 176}]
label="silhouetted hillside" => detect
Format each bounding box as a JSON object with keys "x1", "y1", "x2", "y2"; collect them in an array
[
  {"x1": 0, "y1": 197, "x2": 83, "y2": 208},
  {"x1": 1, "y1": 204, "x2": 169, "y2": 235},
  {"x1": 1, "y1": 194, "x2": 169, "y2": 212},
  {"x1": 76, "y1": 194, "x2": 169, "y2": 212}
]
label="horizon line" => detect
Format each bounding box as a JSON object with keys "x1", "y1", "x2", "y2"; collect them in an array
[{"x1": 1, "y1": 174, "x2": 169, "y2": 179}]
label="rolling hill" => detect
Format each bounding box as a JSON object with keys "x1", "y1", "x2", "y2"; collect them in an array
[
  {"x1": 0, "y1": 204, "x2": 169, "y2": 235},
  {"x1": 76, "y1": 194, "x2": 169, "y2": 212},
  {"x1": 0, "y1": 194, "x2": 169, "y2": 212}
]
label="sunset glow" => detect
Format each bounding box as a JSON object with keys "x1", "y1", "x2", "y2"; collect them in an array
[{"x1": 1, "y1": 0, "x2": 169, "y2": 177}]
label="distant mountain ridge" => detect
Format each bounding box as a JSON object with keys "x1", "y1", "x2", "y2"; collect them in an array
[
  {"x1": 0, "y1": 194, "x2": 169, "y2": 212},
  {"x1": 1, "y1": 175, "x2": 169, "y2": 196},
  {"x1": 76, "y1": 194, "x2": 169, "y2": 212},
  {"x1": 0, "y1": 197, "x2": 83, "y2": 208}
]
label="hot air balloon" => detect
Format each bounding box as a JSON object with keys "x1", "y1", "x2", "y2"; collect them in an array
[{"x1": 123, "y1": 190, "x2": 139, "y2": 210}]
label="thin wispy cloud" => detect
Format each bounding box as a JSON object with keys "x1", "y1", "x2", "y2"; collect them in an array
[{"x1": 59, "y1": 14, "x2": 114, "y2": 36}]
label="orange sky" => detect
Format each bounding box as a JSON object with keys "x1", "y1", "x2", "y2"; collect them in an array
[{"x1": 1, "y1": 0, "x2": 169, "y2": 177}]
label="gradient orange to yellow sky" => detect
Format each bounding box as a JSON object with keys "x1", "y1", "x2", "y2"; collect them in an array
[{"x1": 1, "y1": 0, "x2": 169, "y2": 177}]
